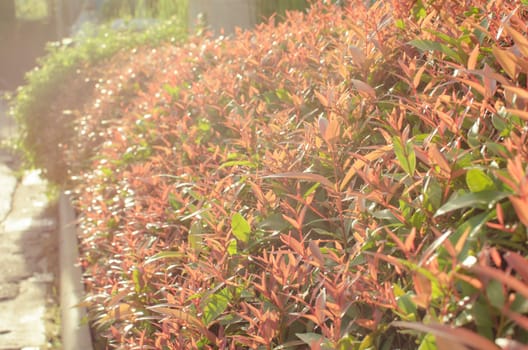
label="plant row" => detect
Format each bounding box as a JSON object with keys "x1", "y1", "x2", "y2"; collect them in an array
[{"x1": 14, "y1": 0, "x2": 528, "y2": 349}]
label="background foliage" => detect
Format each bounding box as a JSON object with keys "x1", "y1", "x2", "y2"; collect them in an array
[
  {"x1": 12, "y1": 0, "x2": 528, "y2": 349},
  {"x1": 11, "y1": 16, "x2": 187, "y2": 180},
  {"x1": 99, "y1": 0, "x2": 188, "y2": 21}
]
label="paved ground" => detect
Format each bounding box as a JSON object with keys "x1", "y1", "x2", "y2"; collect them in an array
[{"x1": 0, "y1": 96, "x2": 59, "y2": 350}]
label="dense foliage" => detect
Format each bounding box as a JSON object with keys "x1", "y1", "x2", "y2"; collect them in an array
[
  {"x1": 99, "y1": 0, "x2": 188, "y2": 21},
  {"x1": 14, "y1": 0, "x2": 528, "y2": 349},
  {"x1": 11, "y1": 17, "x2": 186, "y2": 179}
]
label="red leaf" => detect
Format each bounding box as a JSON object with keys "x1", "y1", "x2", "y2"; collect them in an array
[
  {"x1": 351, "y1": 79, "x2": 376, "y2": 98},
  {"x1": 504, "y1": 252, "x2": 528, "y2": 282},
  {"x1": 471, "y1": 265, "x2": 528, "y2": 300},
  {"x1": 392, "y1": 321, "x2": 500, "y2": 350}
]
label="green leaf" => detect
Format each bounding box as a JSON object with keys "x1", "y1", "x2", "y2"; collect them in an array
[
  {"x1": 467, "y1": 119, "x2": 481, "y2": 148},
  {"x1": 486, "y1": 279, "x2": 505, "y2": 309},
  {"x1": 297, "y1": 333, "x2": 324, "y2": 347},
  {"x1": 358, "y1": 333, "x2": 375, "y2": 350},
  {"x1": 145, "y1": 251, "x2": 184, "y2": 264},
  {"x1": 162, "y1": 83, "x2": 181, "y2": 99},
  {"x1": 202, "y1": 288, "x2": 230, "y2": 326},
  {"x1": 485, "y1": 142, "x2": 509, "y2": 158},
  {"x1": 258, "y1": 213, "x2": 290, "y2": 232},
  {"x1": 393, "y1": 136, "x2": 416, "y2": 176},
  {"x1": 231, "y1": 213, "x2": 251, "y2": 243},
  {"x1": 168, "y1": 192, "x2": 182, "y2": 210},
  {"x1": 510, "y1": 293, "x2": 528, "y2": 314},
  {"x1": 472, "y1": 300, "x2": 495, "y2": 339},
  {"x1": 227, "y1": 239, "x2": 237, "y2": 256},
  {"x1": 132, "y1": 268, "x2": 142, "y2": 294},
  {"x1": 197, "y1": 118, "x2": 211, "y2": 132},
  {"x1": 336, "y1": 334, "x2": 356, "y2": 350},
  {"x1": 423, "y1": 177, "x2": 443, "y2": 212},
  {"x1": 466, "y1": 169, "x2": 496, "y2": 192},
  {"x1": 450, "y1": 211, "x2": 492, "y2": 259},
  {"x1": 275, "y1": 88, "x2": 291, "y2": 102},
  {"x1": 397, "y1": 293, "x2": 418, "y2": 321},
  {"x1": 372, "y1": 209, "x2": 398, "y2": 221},
  {"x1": 219, "y1": 160, "x2": 256, "y2": 169},
  {"x1": 491, "y1": 114, "x2": 508, "y2": 133},
  {"x1": 393, "y1": 283, "x2": 406, "y2": 297},
  {"x1": 434, "y1": 191, "x2": 509, "y2": 217},
  {"x1": 412, "y1": 1, "x2": 427, "y2": 19},
  {"x1": 303, "y1": 182, "x2": 321, "y2": 199},
  {"x1": 395, "y1": 19, "x2": 405, "y2": 30},
  {"x1": 409, "y1": 39, "x2": 462, "y2": 63},
  {"x1": 350, "y1": 254, "x2": 367, "y2": 267},
  {"x1": 189, "y1": 221, "x2": 203, "y2": 252},
  {"x1": 397, "y1": 260, "x2": 444, "y2": 301},
  {"x1": 418, "y1": 334, "x2": 436, "y2": 350}
]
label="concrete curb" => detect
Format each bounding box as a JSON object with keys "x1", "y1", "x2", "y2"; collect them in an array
[{"x1": 59, "y1": 193, "x2": 93, "y2": 350}]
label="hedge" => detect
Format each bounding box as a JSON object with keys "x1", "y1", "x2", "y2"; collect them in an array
[{"x1": 14, "y1": 0, "x2": 528, "y2": 348}]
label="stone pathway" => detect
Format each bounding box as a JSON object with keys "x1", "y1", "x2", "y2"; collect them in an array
[{"x1": 0, "y1": 96, "x2": 59, "y2": 350}]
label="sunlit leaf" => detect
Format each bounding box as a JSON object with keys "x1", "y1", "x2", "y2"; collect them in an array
[
  {"x1": 351, "y1": 79, "x2": 376, "y2": 98},
  {"x1": 393, "y1": 136, "x2": 416, "y2": 176},
  {"x1": 396, "y1": 293, "x2": 417, "y2": 321},
  {"x1": 107, "y1": 289, "x2": 132, "y2": 308},
  {"x1": 413, "y1": 64, "x2": 427, "y2": 89},
  {"x1": 392, "y1": 321, "x2": 500, "y2": 350},
  {"x1": 465, "y1": 169, "x2": 496, "y2": 192},
  {"x1": 202, "y1": 288, "x2": 230, "y2": 326},
  {"x1": 423, "y1": 176, "x2": 443, "y2": 212},
  {"x1": 309, "y1": 241, "x2": 325, "y2": 268},
  {"x1": 231, "y1": 213, "x2": 251, "y2": 243},
  {"x1": 395, "y1": 19, "x2": 405, "y2": 30},
  {"x1": 145, "y1": 251, "x2": 184, "y2": 264},
  {"x1": 456, "y1": 77, "x2": 486, "y2": 96},
  {"x1": 467, "y1": 118, "x2": 481, "y2": 148},
  {"x1": 132, "y1": 267, "x2": 142, "y2": 294},
  {"x1": 296, "y1": 333, "x2": 324, "y2": 347},
  {"x1": 410, "y1": 39, "x2": 462, "y2": 62},
  {"x1": 428, "y1": 143, "x2": 451, "y2": 178},
  {"x1": 451, "y1": 212, "x2": 491, "y2": 259},
  {"x1": 340, "y1": 145, "x2": 392, "y2": 191},
  {"x1": 419, "y1": 334, "x2": 437, "y2": 350},
  {"x1": 492, "y1": 46, "x2": 518, "y2": 79},
  {"x1": 189, "y1": 221, "x2": 203, "y2": 252},
  {"x1": 227, "y1": 239, "x2": 237, "y2": 255},
  {"x1": 505, "y1": 25, "x2": 528, "y2": 57},
  {"x1": 108, "y1": 303, "x2": 134, "y2": 321},
  {"x1": 358, "y1": 333, "x2": 374, "y2": 350},
  {"x1": 434, "y1": 191, "x2": 509, "y2": 217},
  {"x1": 149, "y1": 306, "x2": 217, "y2": 343},
  {"x1": 467, "y1": 44, "x2": 480, "y2": 70}
]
